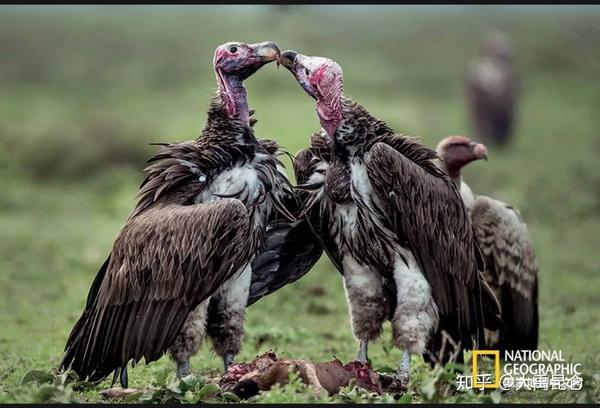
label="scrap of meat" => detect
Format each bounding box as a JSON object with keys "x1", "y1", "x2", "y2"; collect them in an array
[{"x1": 220, "y1": 351, "x2": 395, "y2": 398}]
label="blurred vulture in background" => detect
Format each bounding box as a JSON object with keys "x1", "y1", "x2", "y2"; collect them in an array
[
  {"x1": 436, "y1": 135, "x2": 539, "y2": 353},
  {"x1": 280, "y1": 50, "x2": 500, "y2": 390},
  {"x1": 61, "y1": 41, "x2": 322, "y2": 388},
  {"x1": 466, "y1": 32, "x2": 519, "y2": 147}
]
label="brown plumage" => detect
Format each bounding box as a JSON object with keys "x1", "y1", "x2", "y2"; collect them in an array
[
  {"x1": 471, "y1": 197, "x2": 539, "y2": 352},
  {"x1": 63, "y1": 200, "x2": 251, "y2": 383},
  {"x1": 62, "y1": 40, "x2": 328, "y2": 387},
  {"x1": 294, "y1": 102, "x2": 487, "y2": 363},
  {"x1": 61, "y1": 99, "x2": 285, "y2": 384},
  {"x1": 280, "y1": 52, "x2": 498, "y2": 388},
  {"x1": 436, "y1": 135, "x2": 538, "y2": 353}
]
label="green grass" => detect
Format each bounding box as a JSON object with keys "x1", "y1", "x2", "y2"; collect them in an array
[{"x1": 1, "y1": 5, "x2": 599, "y2": 403}]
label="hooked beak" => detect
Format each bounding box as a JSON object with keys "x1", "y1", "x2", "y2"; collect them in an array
[
  {"x1": 279, "y1": 50, "x2": 298, "y2": 71},
  {"x1": 470, "y1": 141, "x2": 488, "y2": 161},
  {"x1": 252, "y1": 41, "x2": 281, "y2": 64}
]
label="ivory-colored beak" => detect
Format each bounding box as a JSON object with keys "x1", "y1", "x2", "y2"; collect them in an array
[
  {"x1": 252, "y1": 41, "x2": 281, "y2": 63},
  {"x1": 471, "y1": 142, "x2": 489, "y2": 161}
]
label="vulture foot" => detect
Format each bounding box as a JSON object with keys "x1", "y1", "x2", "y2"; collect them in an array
[{"x1": 388, "y1": 350, "x2": 411, "y2": 393}]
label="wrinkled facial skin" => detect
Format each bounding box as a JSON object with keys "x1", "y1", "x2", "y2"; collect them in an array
[
  {"x1": 280, "y1": 50, "x2": 344, "y2": 136},
  {"x1": 213, "y1": 41, "x2": 280, "y2": 81},
  {"x1": 213, "y1": 41, "x2": 279, "y2": 119},
  {"x1": 437, "y1": 135, "x2": 488, "y2": 178},
  {"x1": 279, "y1": 51, "x2": 340, "y2": 100}
]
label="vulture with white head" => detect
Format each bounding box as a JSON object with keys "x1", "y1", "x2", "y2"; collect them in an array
[
  {"x1": 280, "y1": 50, "x2": 499, "y2": 389},
  {"x1": 436, "y1": 135, "x2": 538, "y2": 353},
  {"x1": 466, "y1": 31, "x2": 519, "y2": 147},
  {"x1": 61, "y1": 41, "x2": 322, "y2": 388}
]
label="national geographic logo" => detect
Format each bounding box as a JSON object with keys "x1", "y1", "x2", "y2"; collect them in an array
[
  {"x1": 457, "y1": 350, "x2": 583, "y2": 391},
  {"x1": 472, "y1": 350, "x2": 500, "y2": 388}
]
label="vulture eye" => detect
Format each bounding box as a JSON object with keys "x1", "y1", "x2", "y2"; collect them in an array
[
  {"x1": 229, "y1": 45, "x2": 238, "y2": 53},
  {"x1": 304, "y1": 68, "x2": 310, "y2": 76}
]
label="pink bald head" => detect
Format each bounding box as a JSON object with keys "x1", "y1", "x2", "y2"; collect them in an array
[
  {"x1": 213, "y1": 41, "x2": 280, "y2": 118},
  {"x1": 280, "y1": 50, "x2": 344, "y2": 136},
  {"x1": 436, "y1": 135, "x2": 488, "y2": 180}
]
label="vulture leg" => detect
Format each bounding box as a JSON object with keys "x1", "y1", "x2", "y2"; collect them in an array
[
  {"x1": 223, "y1": 353, "x2": 235, "y2": 371},
  {"x1": 177, "y1": 360, "x2": 190, "y2": 379},
  {"x1": 168, "y1": 299, "x2": 210, "y2": 379},
  {"x1": 356, "y1": 339, "x2": 369, "y2": 363},
  {"x1": 207, "y1": 264, "x2": 252, "y2": 372},
  {"x1": 390, "y1": 253, "x2": 438, "y2": 358},
  {"x1": 395, "y1": 350, "x2": 411, "y2": 388},
  {"x1": 342, "y1": 257, "x2": 386, "y2": 362}
]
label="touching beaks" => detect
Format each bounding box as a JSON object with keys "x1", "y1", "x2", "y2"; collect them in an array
[
  {"x1": 279, "y1": 50, "x2": 299, "y2": 71},
  {"x1": 252, "y1": 41, "x2": 281, "y2": 63}
]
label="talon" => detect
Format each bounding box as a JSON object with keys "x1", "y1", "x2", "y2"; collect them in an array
[{"x1": 387, "y1": 373, "x2": 409, "y2": 394}]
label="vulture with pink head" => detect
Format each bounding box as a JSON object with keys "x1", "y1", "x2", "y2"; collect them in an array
[
  {"x1": 280, "y1": 50, "x2": 500, "y2": 389},
  {"x1": 436, "y1": 135, "x2": 539, "y2": 353},
  {"x1": 60, "y1": 41, "x2": 323, "y2": 388}
]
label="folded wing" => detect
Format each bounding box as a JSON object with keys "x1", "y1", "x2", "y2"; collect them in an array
[
  {"x1": 365, "y1": 141, "x2": 485, "y2": 360},
  {"x1": 61, "y1": 199, "x2": 250, "y2": 382},
  {"x1": 471, "y1": 195, "x2": 538, "y2": 351}
]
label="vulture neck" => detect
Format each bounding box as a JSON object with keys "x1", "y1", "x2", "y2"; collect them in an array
[
  {"x1": 437, "y1": 159, "x2": 475, "y2": 209},
  {"x1": 319, "y1": 95, "x2": 347, "y2": 140},
  {"x1": 216, "y1": 70, "x2": 251, "y2": 128},
  {"x1": 437, "y1": 158, "x2": 462, "y2": 185},
  {"x1": 325, "y1": 97, "x2": 394, "y2": 157}
]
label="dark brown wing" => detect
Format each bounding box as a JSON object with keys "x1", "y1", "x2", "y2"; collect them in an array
[
  {"x1": 365, "y1": 141, "x2": 485, "y2": 361},
  {"x1": 471, "y1": 195, "x2": 538, "y2": 351},
  {"x1": 294, "y1": 147, "x2": 344, "y2": 273},
  {"x1": 61, "y1": 199, "x2": 251, "y2": 383},
  {"x1": 247, "y1": 218, "x2": 323, "y2": 306},
  {"x1": 245, "y1": 139, "x2": 324, "y2": 306}
]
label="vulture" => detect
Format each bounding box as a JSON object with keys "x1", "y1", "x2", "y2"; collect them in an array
[
  {"x1": 466, "y1": 31, "x2": 519, "y2": 147},
  {"x1": 61, "y1": 41, "x2": 322, "y2": 388},
  {"x1": 436, "y1": 135, "x2": 539, "y2": 353},
  {"x1": 279, "y1": 50, "x2": 499, "y2": 388}
]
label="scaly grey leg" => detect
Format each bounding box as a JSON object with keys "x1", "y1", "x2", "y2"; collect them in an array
[
  {"x1": 356, "y1": 339, "x2": 369, "y2": 363},
  {"x1": 176, "y1": 359, "x2": 190, "y2": 379},
  {"x1": 224, "y1": 353, "x2": 235, "y2": 372},
  {"x1": 396, "y1": 350, "x2": 411, "y2": 387}
]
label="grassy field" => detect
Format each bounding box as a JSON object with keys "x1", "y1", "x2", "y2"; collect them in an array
[{"x1": 1, "y1": 5, "x2": 599, "y2": 403}]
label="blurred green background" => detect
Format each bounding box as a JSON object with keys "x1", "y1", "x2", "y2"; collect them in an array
[{"x1": 0, "y1": 5, "x2": 599, "y2": 403}]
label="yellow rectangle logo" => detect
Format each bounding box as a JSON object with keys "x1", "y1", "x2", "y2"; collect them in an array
[{"x1": 472, "y1": 350, "x2": 500, "y2": 388}]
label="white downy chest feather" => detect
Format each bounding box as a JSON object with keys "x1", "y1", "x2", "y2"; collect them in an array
[{"x1": 194, "y1": 163, "x2": 261, "y2": 205}]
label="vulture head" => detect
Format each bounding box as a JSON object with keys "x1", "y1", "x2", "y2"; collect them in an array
[
  {"x1": 481, "y1": 31, "x2": 513, "y2": 62},
  {"x1": 213, "y1": 41, "x2": 280, "y2": 117},
  {"x1": 280, "y1": 50, "x2": 344, "y2": 137},
  {"x1": 436, "y1": 135, "x2": 488, "y2": 180}
]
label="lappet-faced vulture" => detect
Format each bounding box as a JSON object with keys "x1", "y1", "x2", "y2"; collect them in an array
[
  {"x1": 466, "y1": 31, "x2": 519, "y2": 147},
  {"x1": 279, "y1": 50, "x2": 500, "y2": 388},
  {"x1": 436, "y1": 135, "x2": 539, "y2": 353},
  {"x1": 61, "y1": 41, "x2": 322, "y2": 387}
]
